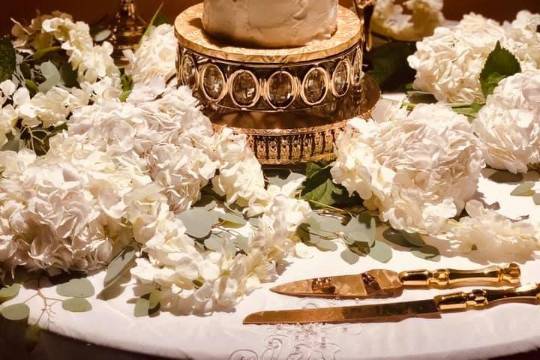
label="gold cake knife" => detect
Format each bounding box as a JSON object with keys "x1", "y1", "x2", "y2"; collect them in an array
[
  {"x1": 271, "y1": 263, "x2": 521, "y2": 299},
  {"x1": 245, "y1": 283, "x2": 540, "y2": 325}
]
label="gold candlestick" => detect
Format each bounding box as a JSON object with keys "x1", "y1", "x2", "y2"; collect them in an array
[{"x1": 110, "y1": 0, "x2": 147, "y2": 66}]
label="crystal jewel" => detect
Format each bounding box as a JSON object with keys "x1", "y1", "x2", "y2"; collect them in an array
[
  {"x1": 232, "y1": 70, "x2": 259, "y2": 107},
  {"x1": 180, "y1": 54, "x2": 198, "y2": 90},
  {"x1": 352, "y1": 49, "x2": 364, "y2": 86},
  {"x1": 332, "y1": 60, "x2": 350, "y2": 97},
  {"x1": 202, "y1": 64, "x2": 225, "y2": 101},
  {"x1": 267, "y1": 71, "x2": 295, "y2": 109},
  {"x1": 302, "y1": 67, "x2": 327, "y2": 105}
]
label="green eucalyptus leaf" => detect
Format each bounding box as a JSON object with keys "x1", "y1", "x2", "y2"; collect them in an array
[
  {"x1": 307, "y1": 213, "x2": 344, "y2": 235},
  {"x1": 33, "y1": 46, "x2": 61, "y2": 61},
  {"x1": 204, "y1": 234, "x2": 223, "y2": 251},
  {"x1": 341, "y1": 249, "x2": 360, "y2": 265},
  {"x1": 313, "y1": 239, "x2": 338, "y2": 252},
  {"x1": 25, "y1": 79, "x2": 39, "y2": 96},
  {"x1": 148, "y1": 290, "x2": 161, "y2": 311},
  {"x1": 345, "y1": 213, "x2": 376, "y2": 246},
  {"x1": 119, "y1": 74, "x2": 133, "y2": 102},
  {"x1": 382, "y1": 228, "x2": 411, "y2": 247},
  {"x1": 401, "y1": 232, "x2": 425, "y2": 247},
  {"x1": 534, "y1": 193, "x2": 540, "y2": 205},
  {"x1": 38, "y1": 61, "x2": 62, "y2": 93},
  {"x1": 452, "y1": 102, "x2": 484, "y2": 119},
  {"x1": 178, "y1": 208, "x2": 220, "y2": 239},
  {"x1": 1, "y1": 303, "x2": 29, "y2": 321},
  {"x1": 480, "y1": 42, "x2": 521, "y2": 97},
  {"x1": 347, "y1": 241, "x2": 371, "y2": 256},
  {"x1": 62, "y1": 298, "x2": 92, "y2": 313},
  {"x1": 0, "y1": 37, "x2": 16, "y2": 82},
  {"x1": 369, "y1": 241, "x2": 393, "y2": 263},
  {"x1": 104, "y1": 246, "x2": 137, "y2": 289},
  {"x1": 367, "y1": 41, "x2": 417, "y2": 91},
  {"x1": 412, "y1": 245, "x2": 441, "y2": 261},
  {"x1": 0, "y1": 284, "x2": 21, "y2": 303},
  {"x1": 134, "y1": 298, "x2": 150, "y2": 317},
  {"x1": 301, "y1": 163, "x2": 350, "y2": 207},
  {"x1": 219, "y1": 212, "x2": 247, "y2": 227},
  {"x1": 56, "y1": 278, "x2": 95, "y2": 298},
  {"x1": 511, "y1": 182, "x2": 535, "y2": 197}
]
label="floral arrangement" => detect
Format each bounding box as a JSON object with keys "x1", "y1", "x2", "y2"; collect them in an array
[{"x1": 0, "y1": 2, "x2": 540, "y2": 322}]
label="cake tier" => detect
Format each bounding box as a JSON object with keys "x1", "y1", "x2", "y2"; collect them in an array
[{"x1": 202, "y1": 0, "x2": 338, "y2": 48}]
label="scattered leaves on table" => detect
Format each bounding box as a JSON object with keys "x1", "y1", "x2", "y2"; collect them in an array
[
  {"x1": 103, "y1": 245, "x2": 138, "y2": 289},
  {"x1": 62, "y1": 298, "x2": 92, "y2": 313},
  {"x1": 56, "y1": 278, "x2": 95, "y2": 299},
  {"x1": 177, "y1": 208, "x2": 220, "y2": 239},
  {"x1": 480, "y1": 41, "x2": 521, "y2": 97},
  {"x1": 511, "y1": 181, "x2": 535, "y2": 197},
  {"x1": 0, "y1": 284, "x2": 21, "y2": 303},
  {"x1": 134, "y1": 298, "x2": 150, "y2": 318},
  {"x1": 1, "y1": 303, "x2": 30, "y2": 321}
]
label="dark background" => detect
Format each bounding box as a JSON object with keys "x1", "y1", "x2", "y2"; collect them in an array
[{"x1": 2, "y1": 0, "x2": 540, "y2": 34}]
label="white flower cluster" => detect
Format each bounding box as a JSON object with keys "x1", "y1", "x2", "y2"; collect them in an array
[
  {"x1": 409, "y1": 11, "x2": 540, "y2": 104},
  {"x1": 124, "y1": 24, "x2": 178, "y2": 85},
  {"x1": 0, "y1": 15, "x2": 312, "y2": 313},
  {"x1": 373, "y1": 0, "x2": 444, "y2": 41},
  {"x1": 42, "y1": 17, "x2": 120, "y2": 86},
  {"x1": 473, "y1": 70, "x2": 540, "y2": 174},
  {"x1": 0, "y1": 138, "x2": 144, "y2": 276},
  {"x1": 332, "y1": 103, "x2": 484, "y2": 234},
  {"x1": 431, "y1": 200, "x2": 540, "y2": 262},
  {"x1": 132, "y1": 181, "x2": 310, "y2": 314}
]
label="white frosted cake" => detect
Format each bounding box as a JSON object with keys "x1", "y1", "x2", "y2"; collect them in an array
[{"x1": 202, "y1": 0, "x2": 338, "y2": 48}]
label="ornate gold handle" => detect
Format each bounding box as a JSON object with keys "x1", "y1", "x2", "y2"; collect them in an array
[
  {"x1": 435, "y1": 284, "x2": 540, "y2": 312},
  {"x1": 399, "y1": 263, "x2": 521, "y2": 288},
  {"x1": 352, "y1": 0, "x2": 377, "y2": 51}
]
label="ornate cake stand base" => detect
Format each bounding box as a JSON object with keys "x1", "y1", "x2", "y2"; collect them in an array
[
  {"x1": 175, "y1": 2, "x2": 379, "y2": 165},
  {"x1": 209, "y1": 76, "x2": 380, "y2": 166}
]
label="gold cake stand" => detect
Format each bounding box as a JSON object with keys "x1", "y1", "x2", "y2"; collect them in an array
[{"x1": 175, "y1": 3, "x2": 380, "y2": 165}]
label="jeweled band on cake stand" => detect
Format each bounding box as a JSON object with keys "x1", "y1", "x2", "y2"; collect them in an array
[{"x1": 175, "y1": 2, "x2": 380, "y2": 165}]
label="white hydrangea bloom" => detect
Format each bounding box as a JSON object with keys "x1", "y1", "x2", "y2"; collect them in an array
[
  {"x1": 473, "y1": 70, "x2": 540, "y2": 173},
  {"x1": 332, "y1": 103, "x2": 484, "y2": 234},
  {"x1": 373, "y1": 0, "x2": 444, "y2": 41},
  {"x1": 434, "y1": 200, "x2": 540, "y2": 262},
  {"x1": 42, "y1": 17, "x2": 120, "y2": 86},
  {"x1": 212, "y1": 129, "x2": 267, "y2": 207},
  {"x1": 132, "y1": 180, "x2": 311, "y2": 314},
  {"x1": 409, "y1": 12, "x2": 540, "y2": 104},
  {"x1": 15, "y1": 86, "x2": 89, "y2": 128},
  {"x1": 0, "y1": 142, "x2": 143, "y2": 276},
  {"x1": 124, "y1": 24, "x2": 177, "y2": 85}
]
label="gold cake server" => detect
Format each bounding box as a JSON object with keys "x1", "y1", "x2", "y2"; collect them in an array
[
  {"x1": 245, "y1": 283, "x2": 540, "y2": 325},
  {"x1": 271, "y1": 263, "x2": 521, "y2": 299}
]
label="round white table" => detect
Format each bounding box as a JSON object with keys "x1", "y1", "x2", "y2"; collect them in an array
[{"x1": 5, "y1": 168, "x2": 540, "y2": 360}]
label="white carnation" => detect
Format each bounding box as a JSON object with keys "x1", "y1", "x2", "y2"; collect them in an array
[
  {"x1": 332, "y1": 103, "x2": 484, "y2": 234},
  {"x1": 432, "y1": 200, "x2": 540, "y2": 262},
  {"x1": 409, "y1": 12, "x2": 540, "y2": 104},
  {"x1": 473, "y1": 70, "x2": 540, "y2": 173},
  {"x1": 373, "y1": 0, "x2": 444, "y2": 41}
]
